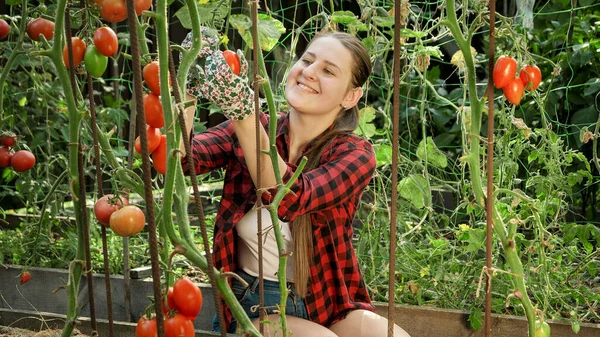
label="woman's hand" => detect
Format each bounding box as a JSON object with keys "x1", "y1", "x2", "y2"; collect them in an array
[{"x1": 193, "y1": 50, "x2": 255, "y2": 121}]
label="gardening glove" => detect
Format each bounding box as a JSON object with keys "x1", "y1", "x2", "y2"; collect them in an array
[
  {"x1": 181, "y1": 26, "x2": 220, "y2": 98},
  {"x1": 196, "y1": 49, "x2": 254, "y2": 121}
]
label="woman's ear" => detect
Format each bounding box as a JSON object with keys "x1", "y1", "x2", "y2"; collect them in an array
[{"x1": 341, "y1": 87, "x2": 363, "y2": 110}]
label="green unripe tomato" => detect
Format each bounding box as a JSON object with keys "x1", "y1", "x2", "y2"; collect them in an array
[
  {"x1": 535, "y1": 320, "x2": 551, "y2": 337},
  {"x1": 84, "y1": 45, "x2": 108, "y2": 78}
]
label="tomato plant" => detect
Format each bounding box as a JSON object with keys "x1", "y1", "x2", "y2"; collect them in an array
[
  {"x1": 94, "y1": 194, "x2": 129, "y2": 226},
  {"x1": 84, "y1": 45, "x2": 109, "y2": 78},
  {"x1": 151, "y1": 135, "x2": 167, "y2": 175},
  {"x1": 502, "y1": 78, "x2": 525, "y2": 105},
  {"x1": 172, "y1": 278, "x2": 203, "y2": 319},
  {"x1": 99, "y1": 0, "x2": 128, "y2": 23},
  {"x1": 26, "y1": 18, "x2": 55, "y2": 41},
  {"x1": 143, "y1": 93, "x2": 165, "y2": 128},
  {"x1": 1, "y1": 135, "x2": 15, "y2": 147},
  {"x1": 493, "y1": 55, "x2": 517, "y2": 89},
  {"x1": 136, "y1": 315, "x2": 157, "y2": 337},
  {"x1": 143, "y1": 61, "x2": 171, "y2": 95},
  {"x1": 134, "y1": 126, "x2": 161, "y2": 154},
  {"x1": 164, "y1": 313, "x2": 195, "y2": 337},
  {"x1": 62, "y1": 37, "x2": 86, "y2": 69},
  {"x1": 0, "y1": 19, "x2": 10, "y2": 40},
  {"x1": 222, "y1": 50, "x2": 240, "y2": 75},
  {"x1": 109, "y1": 205, "x2": 146, "y2": 237},
  {"x1": 535, "y1": 320, "x2": 551, "y2": 337},
  {"x1": 93, "y1": 26, "x2": 118, "y2": 57},
  {"x1": 519, "y1": 65, "x2": 542, "y2": 91},
  {"x1": 19, "y1": 271, "x2": 31, "y2": 285},
  {"x1": 134, "y1": 0, "x2": 152, "y2": 15},
  {"x1": 0, "y1": 147, "x2": 12, "y2": 168},
  {"x1": 10, "y1": 150, "x2": 35, "y2": 172}
]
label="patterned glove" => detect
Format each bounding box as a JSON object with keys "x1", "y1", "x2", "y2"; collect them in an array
[
  {"x1": 197, "y1": 50, "x2": 255, "y2": 121},
  {"x1": 181, "y1": 27, "x2": 220, "y2": 98}
]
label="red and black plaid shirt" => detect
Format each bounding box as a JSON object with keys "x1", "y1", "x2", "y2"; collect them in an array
[{"x1": 182, "y1": 112, "x2": 376, "y2": 328}]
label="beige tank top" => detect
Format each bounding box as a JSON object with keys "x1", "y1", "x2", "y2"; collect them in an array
[{"x1": 236, "y1": 208, "x2": 295, "y2": 282}]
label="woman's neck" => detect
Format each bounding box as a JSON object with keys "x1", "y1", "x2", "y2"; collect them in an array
[{"x1": 287, "y1": 110, "x2": 336, "y2": 163}]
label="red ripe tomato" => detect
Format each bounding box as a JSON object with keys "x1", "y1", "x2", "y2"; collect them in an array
[
  {"x1": 493, "y1": 55, "x2": 517, "y2": 89},
  {"x1": 143, "y1": 61, "x2": 171, "y2": 95},
  {"x1": 26, "y1": 18, "x2": 55, "y2": 41},
  {"x1": 222, "y1": 50, "x2": 240, "y2": 75},
  {"x1": 151, "y1": 135, "x2": 167, "y2": 175},
  {"x1": 134, "y1": 126, "x2": 161, "y2": 154},
  {"x1": 11, "y1": 150, "x2": 35, "y2": 172},
  {"x1": 62, "y1": 37, "x2": 86, "y2": 69},
  {"x1": 93, "y1": 26, "x2": 118, "y2": 57},
  {"x1": 99, "y1": 0, "x2": 128, "y2": 23},
  {"x1": 1, "y1": 136, "x2": 15, "y2": 147},
  {"x1": 0, "y1": 147, "x2": 12, "y2": 168},
  {"x1": 164, "y1": 313, "x2": 195, "y2": 337},
  {"x1": 519, "y1": 65, "x2": 542, "y2": 91},
  {"x1": 172, "y1": 278, "x2": 203, "y2": 319},
  {"x1": 94, "y1": 194, "x2": 129, "y2": 226},
  {"x1": 109, "y1": 205, "x2": 145, "y2": 237},
  {"x1": 0, "y1": 19, "x2": 10, "y2": 40},
  {"x1": 503, "y1": 78, "x2": 525, "y2": 106},
  {"x1": 136, "y1": 315, "x2": 157, "y2": 337},
  {"x1": 19, "y1": 271, "x2": 31, "y2": 285},
  {"x1": 143, "y1": 93, "x2": 165, "y2": 128},
  {"x1": 162, "y1": 286, "x2": 177, "y2": 316},
  {"x1": 134, "y1": 0, "x2": 152, "y2": 15}
]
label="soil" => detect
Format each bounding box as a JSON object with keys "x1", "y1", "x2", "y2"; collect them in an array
[{"x1": 0, "y1": 327, "x2": 92, "y2": 337}]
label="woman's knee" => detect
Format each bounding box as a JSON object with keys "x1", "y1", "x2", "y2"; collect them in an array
[
  {"x1": 329, "y1": 309, "x2": 411, "y2": 337},
  {"x1": 251, "y1": 314, "x2": 338, "y2": 337}
]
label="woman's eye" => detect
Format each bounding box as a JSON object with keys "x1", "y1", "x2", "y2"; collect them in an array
[
  {"x1": 324, "y1": 68, "x2": 333, "y2": 75},
  {"x1": 301, "y1": 58, "x2": 312, "y2": 65}
]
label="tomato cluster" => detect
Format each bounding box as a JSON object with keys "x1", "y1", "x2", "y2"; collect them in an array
[
  {"x1": 493, "y1": 55, "x2": 543, "y2": 106},
  {"x1": 139, "y1": 60, "x2": 172, "y2": 174},
  {"x1": 96, "y1": 0, "x2": 151, "y2": 23},
  {"x1": 0, "y1": 134, "x2": 36, "y2": 172},
  {"x1": 94, "y1": 194, "x2": 146, "y2": 237},
  {"x1": 136, "y1": 278, "x2": 203, "y2": 337}
]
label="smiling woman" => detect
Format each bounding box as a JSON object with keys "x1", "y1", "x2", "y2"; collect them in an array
[{"x1": 180, "y1": 28, "x2": 410, "y2": 337}]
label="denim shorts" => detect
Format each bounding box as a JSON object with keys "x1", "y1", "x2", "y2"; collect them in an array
[{"x1": 213, "y1": 269, "x2": 308, "y2": 332}]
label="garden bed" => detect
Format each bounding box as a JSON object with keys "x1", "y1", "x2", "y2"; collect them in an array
[{"x1": 1, "y1": 265, "x2": 598, "y2": 337}]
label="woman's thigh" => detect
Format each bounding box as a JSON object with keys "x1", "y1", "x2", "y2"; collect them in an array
[
  {"x1": 328, "y1": 309, "x2": 411, "y2": 337},
  {"x1": 252, "y1": 314, "x2": 338, "y2": 337}
]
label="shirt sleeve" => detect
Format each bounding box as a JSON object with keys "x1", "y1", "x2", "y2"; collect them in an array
[
  {"x1": 267, "y1": 137, "x2": 376, "y2": 223},
  {"x1": 181, "y1": 119, "x2": 236, "y2": 174}
]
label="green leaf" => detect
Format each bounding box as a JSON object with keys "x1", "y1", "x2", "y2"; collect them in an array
[
  {"x1": 528, "y1": 150, "x2": 538, "y2": 164},
  {"x1": 583, "y1": 78, "x2": 600, "y2": 96},
  {"x1": 18, "y1": 96, "x2": 27, "y2": 107},
  {"x1": 397, "y1": 174, "x2": 431, "y2": 209},
  {"x1": 416, "y1": 137, "x2": 447, "y2": 168},
  {"x1": 355, "y1": 106, "x2": 377, "y2": 138},
  {"x1": 330, "y1": 11, "x2": 358, "y2": 25},
  {"x1": 373, "y1": 144, "x2": 393, "y2": 167},
  {"x1": 174, "y1": 2, "x2": 230, "y2": 29},
  {"x1": 468, "y1": 307, "x2": 483, "y2": 331},
  {"x1": 230, "y1": 14, "x2": 285, "y2": 51}
]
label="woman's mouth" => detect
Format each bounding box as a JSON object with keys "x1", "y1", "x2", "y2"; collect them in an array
[{"x1": 297, "y1": 82, "x2": 318, "y2": 93}]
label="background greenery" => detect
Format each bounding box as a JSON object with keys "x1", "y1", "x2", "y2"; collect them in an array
[{"x1": 0, "y1": 0, "x2": 598, "y2": 331}]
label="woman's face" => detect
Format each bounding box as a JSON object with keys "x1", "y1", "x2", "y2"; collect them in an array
[{"x1": 285, "y1": 36, "x2": 359, "y2": 117}]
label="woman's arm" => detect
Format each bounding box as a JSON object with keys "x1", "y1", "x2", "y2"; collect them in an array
[{"x1": 231, "y1": 115, "x2": 288, "y2": 190}]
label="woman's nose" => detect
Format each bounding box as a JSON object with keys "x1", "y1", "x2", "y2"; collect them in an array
[{"x1": 303, "y1": 64, "x2": 317, "y2": 80}]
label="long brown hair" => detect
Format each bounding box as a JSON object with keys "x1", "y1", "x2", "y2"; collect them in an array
[{"x1": 292, "y1": 31, "x2": 372, "y2": 297}]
